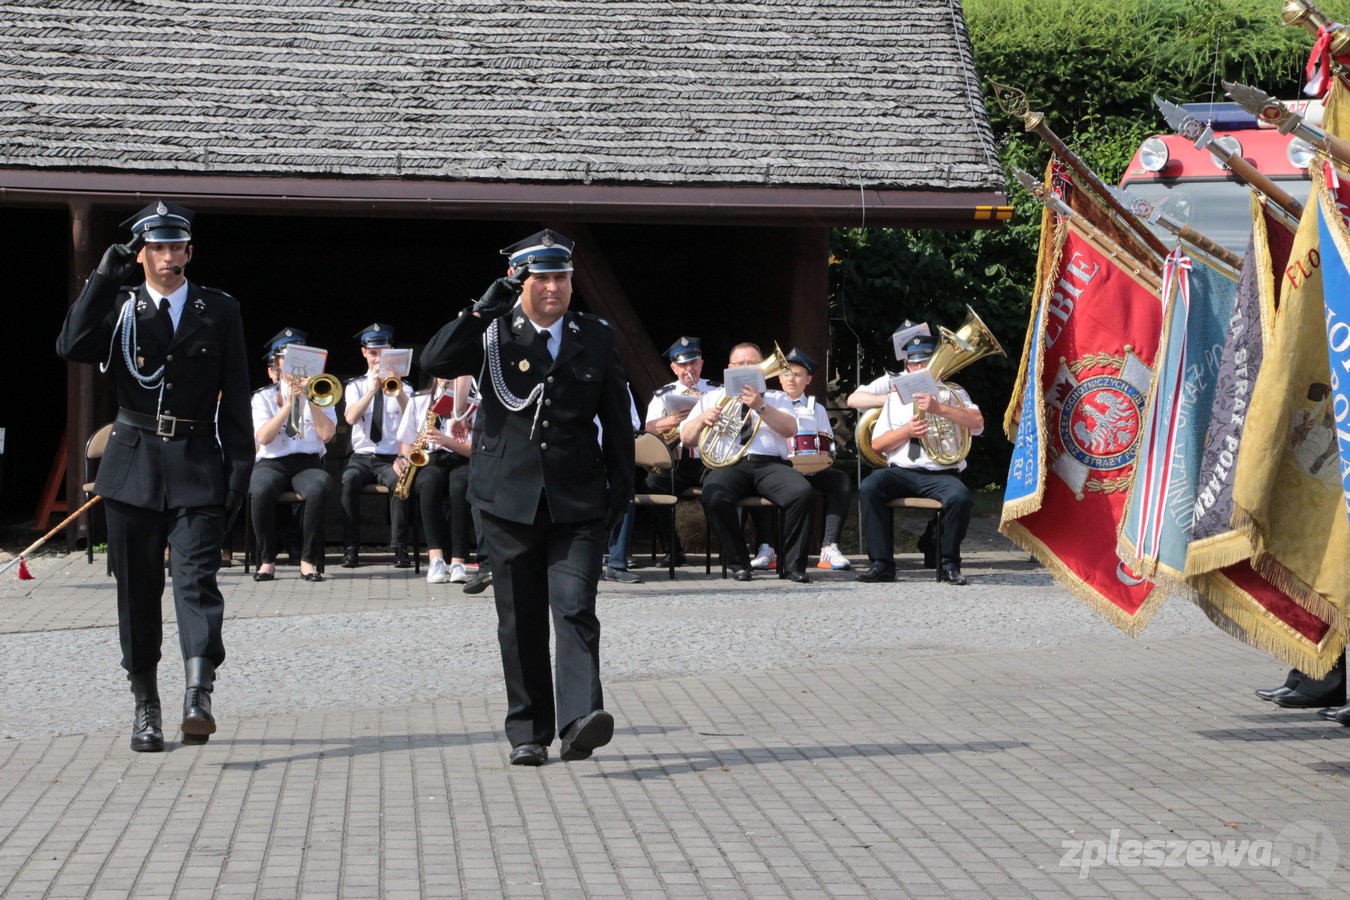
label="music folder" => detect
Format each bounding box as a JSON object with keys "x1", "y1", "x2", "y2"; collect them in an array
[{"x1": 279, "y1": 344, "x2": 328, "y2": 377}]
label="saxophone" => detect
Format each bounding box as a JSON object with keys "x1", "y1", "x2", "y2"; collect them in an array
[{"x1": 394, "y1": 403, "x2": 439, "y2": 500}]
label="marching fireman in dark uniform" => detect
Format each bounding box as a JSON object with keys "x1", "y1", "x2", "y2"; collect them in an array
[
  {"x1": 421, "y1": 229, "x2": 634, "y2": 766},
  {"x1": 56, "y1": 200, "x2": 253, "y2": 752}
]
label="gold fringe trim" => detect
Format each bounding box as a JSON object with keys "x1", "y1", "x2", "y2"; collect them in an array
[
  {"x1": 1002, "y1": 520, "x2": 1164, "y2": 637},
  {"x1": 1190, "y1": 571, "x2": 1346, "y2": 679},
  {"x1": 1229, "y1": 506, "x2": 1346, "y2": 633},
  {"x1": 1183, "y1": 530, "x2": 1255, "y2": 577},
  {"x1": 1003, "y1": 210, "x2": 1066, "y2": 441}
]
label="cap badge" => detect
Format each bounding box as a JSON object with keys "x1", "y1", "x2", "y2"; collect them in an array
[
  {"x1": 284, "y1": 328, "x2": 293, "y2": 337},
  {"x1": 518, "y1": 359, "x2": 531, "y2": 373},
  {"x1": 541, "y1": 233, "x2": 555, "y2": 247},
  {"x1": 680, "y1": 338, "x2": 689, "y2": 346},
  {"x1": 156, "y1": 201, "x2": 168, "y2": 216}
]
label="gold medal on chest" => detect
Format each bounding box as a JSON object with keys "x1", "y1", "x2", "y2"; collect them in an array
[{"x1": 518, "y1": 359, "x2": 531, "y2": 372}]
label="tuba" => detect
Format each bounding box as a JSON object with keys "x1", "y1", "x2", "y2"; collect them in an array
[
  {"x1": 697, "y1": 343, "x2": 790, "y2": 468},
  {"x1": 916, "y1": 307, "x2": 1005, "y2": 466}
]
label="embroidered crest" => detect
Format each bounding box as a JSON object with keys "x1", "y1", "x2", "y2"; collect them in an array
[{"x1": 1046, "y1": 349, "x2": 1152, "y2": 500}]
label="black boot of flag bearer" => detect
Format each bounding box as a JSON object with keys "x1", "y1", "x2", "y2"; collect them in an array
[
  {"x1": 1254, "y1": 668, "x2": 1302, "y2": 701},
  {"x1": 181, "y1": 657, "x2": 216, "y2": 745},
  {"x1": 129, "y1": 669, "x2": 163, "y2": 753},
  {"x1": 1274, "y1": 655, "x2": 1346, "y2": 709}
]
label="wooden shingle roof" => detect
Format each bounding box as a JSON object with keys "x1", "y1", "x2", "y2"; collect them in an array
[{"x1": 2, "y1": 0, "x2": 1003, "y2": 195}]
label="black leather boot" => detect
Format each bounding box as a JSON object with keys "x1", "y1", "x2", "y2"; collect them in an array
[
  {"x1": 1255, "y1": 668, "x2": 1302, "y2": 702},
  {"x1": 128, "y1": 670, "x2": 163, "y2": 753},
  {"x1": 1275, "y1": 656, "x2": 1346, "y2": 708},
  {"x1": 181, "y1": 657, "x2": 216, "y2": 745}
]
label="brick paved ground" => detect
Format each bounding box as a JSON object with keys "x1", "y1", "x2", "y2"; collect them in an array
[{"x1": 1, "y1": 521, "x2": 1346, "y2": 897}]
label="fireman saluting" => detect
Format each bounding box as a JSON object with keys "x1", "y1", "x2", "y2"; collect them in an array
[{"x1": 56, "y1": 200, "x2": 253, "y2": 752}]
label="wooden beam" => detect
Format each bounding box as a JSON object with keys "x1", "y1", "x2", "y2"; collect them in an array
[{"x1": 551, "y1": 222, "x2": 667, "y2": 403}]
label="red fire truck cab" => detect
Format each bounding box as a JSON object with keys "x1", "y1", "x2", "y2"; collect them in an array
[{"x1": 1118, "y1": 100, "x2": 1319, "y2": 252}]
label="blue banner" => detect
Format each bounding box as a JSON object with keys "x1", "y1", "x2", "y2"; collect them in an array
[
  {"x1": 1122, "y1": 251, "x2": 1238, "y2": 579},
  {"x1": 1315, "y1": 199, "x2": 1350, "y2": 527},
  {"x1": 1002, "y1": 285, "x2": 1048, "y2": 518}
]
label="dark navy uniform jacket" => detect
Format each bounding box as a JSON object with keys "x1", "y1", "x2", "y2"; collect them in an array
[
  {"x1": 420, "y1": 303, "x2": 634, "y2": 526},
  {"x1": 56, "y1": 270, "x2": 254, "y2": 511}
]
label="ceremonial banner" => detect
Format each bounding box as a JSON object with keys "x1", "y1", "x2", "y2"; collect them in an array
[
  {"x1": 1118, "y1": 249, "x2": 1238, "y2": 589},
  {"x1": 1186, "y1": 198, "x2": 1293, "y2": 573},
  {"x1": 1314, "y1": 169, "x2": 1350, "y2": 528},
  {"x1": 1001, "y1": 166, "x2": 1164, "y2": 634},
  {"x1": 1231, "y1": 162, "x2": 1350, "y2": 631}
]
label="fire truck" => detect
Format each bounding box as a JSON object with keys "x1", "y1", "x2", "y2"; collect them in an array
[{"x1": 1117, "y1": 99, "x2": 1320, "y2": 252}]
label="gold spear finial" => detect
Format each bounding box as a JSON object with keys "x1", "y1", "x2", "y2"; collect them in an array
[{"x1": 988, "y1": 80, "x2": 1040, "y2": 129}]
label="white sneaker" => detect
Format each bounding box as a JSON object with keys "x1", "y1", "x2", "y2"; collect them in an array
[
  {"x1": 448, "y1": 562, "x2": 468, "y2": 584},
  {"x1": 750, "y1": 543, "x2": 776, "y2": 570},
  {"x1": 816, "y1": 543, "x2": 852, "y2": 570},
  {"x1": 426, "y1": 557, "x2": 450, "y2": 584}
]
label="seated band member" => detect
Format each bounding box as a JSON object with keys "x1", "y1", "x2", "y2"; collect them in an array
[
  {"x1": 393, "y1": 376, "x2": 476, "y2": 585},
  {"x1": 340, "y1": 323, "x2": 414, "y2": 568},
  {"x1": 681, "y1": 342, "x2": 815, "y2": 583},
  {"x1": 773, "y1": 348, "x2": 853, "y2": 570},
  {"x1": 249, "y1": 328, "x2": 337, "y2": 583},
  {"x1": 641, "y1": 336, "x2": 716, "y2": 566},
  {"x1": 856, "y1": 333, "x2": 982, "y2": 585}
]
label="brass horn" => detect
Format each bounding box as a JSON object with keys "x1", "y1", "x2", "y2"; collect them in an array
[
  {"x1": 381, "y1": 375, "x2": 403, "y2": 396},
  {"x1": 697, "y1": 342, "x2": 791, "y2": 469},
  {"x1": 918, "y1": 306, "x2": 1005, "y2": 466},
  {"x1": 306, "y1": 373, "x2": 342, "y2": 409}
]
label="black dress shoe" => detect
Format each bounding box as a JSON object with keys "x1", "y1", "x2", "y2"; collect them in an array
[
  {"x1": 1274, "y1": 659, "x2": 1345, "y2": 708},
  {"x1": 181, "y1": 658, "x2": 216, "y2": 743},
  {"x1": 786, "y1": 571, "x2": 811, "y2": 584},
  {"x1": 560, "y1": 710, "x2": 614, "y2": 761},
  {"x1": 341, "y1": 548, "x2": 360, "y2": 568},
  {"x1": 252, "y1": 570, "x2": 275, "y2": 582},
  {"x1": 732, "y1": 568, "x2": 752, "y2": 582},
  {"x1": 604, "y1": 567, "x2": 642, "y2": 584},
  {"x1": 463, "y1": 569, "x2": 493, "y2": 594},
  {"x1": 393, "y1": 545, "x2": 413, "y2": 569},
  {"x1": 659, "y1": 550, "x2": 687, "y2": 567},
  {"x1": 1317, "y1": 705, "x2": 1349, "y2": 720},
  {"x1": 1335, "y1": 706, "x2": 1350, "y2": 726},
  {"x1": 856, "y1": 564, "x2": 895, "y2": 583},
  {"x1": 509, "y1": 743, "x2": 548, "y2": 766},
  {"x1": 302, "y1": 571, "x2": 324, "y2": 583},
  {"x1": 941, "y1": 566, "x2": 968, "y2": 586},
  {"x1": 1256, "y1": 668, "x2": 1303, "y2": 701}
]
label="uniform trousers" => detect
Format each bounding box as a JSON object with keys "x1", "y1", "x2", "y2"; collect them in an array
[
  {"x1": 701, "y1": 455, "x2": 814, "y2": 573},
  {"x1": 411, "y1": 452, "x2": 472, "y2": 558},
  {"x1": 341, "y1": 453, "x2": 410, "y2": 547},
  {"x1": 803, "y1": 467, "x2": 853, "y2": 546},
  {"x1": 484, "y1": 503, "x2": 606, "y2": 747},
  {"x1": 105, "y1": 498, "x2": 227, "y2": 675},
  {"x1": 250, "y1": 454, "x2": 334, "y2": 565},
  {"x1": 859, "y1": 466, "x2": 972, "y2": 570}
]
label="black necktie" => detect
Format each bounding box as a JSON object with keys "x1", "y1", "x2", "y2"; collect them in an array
[
  {"x1": 540, "y1": 330, "x2": 554, "y2": 363},
  {"x1": 157, "y1": 297, "x2": 174, "y2": 339},
  {"x1": 370, "y1": 385, "x2": 385, "y2": 444}
]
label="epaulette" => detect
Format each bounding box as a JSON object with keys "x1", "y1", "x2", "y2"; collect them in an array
[
  {"x1": 252, "y1": 384, "x2": 275, "y2": 397},
  {"x1": 197, "y1": 285, "x2": 236, "y2": 301},
  {"x1": 706, "y1": 380, "x2": 722, "y2": 388},
  {"x1": 653, "y1": 383, "x2": 676, "y2": 397},
  {"x1": 574, "y1": 311, "x2": 612, "y2": 329}
]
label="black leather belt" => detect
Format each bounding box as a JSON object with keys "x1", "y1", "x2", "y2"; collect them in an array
[{"x1": 116, "y1": 409, "x2": 216, "y2": 438}]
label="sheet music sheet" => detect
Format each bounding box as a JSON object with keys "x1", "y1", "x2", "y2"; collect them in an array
[
  {"x1": 723, "y1": 367, "x2": 766, "y2": 395},
  {"x1": 280, "y1": 344, "x2": 328, "y2": 377},
  {"x1": 890, "y1": 371, "x2": 939, "y2": 404},
  {"x1": 380, "y1": 348, "x2": 412, "y2": 377}
]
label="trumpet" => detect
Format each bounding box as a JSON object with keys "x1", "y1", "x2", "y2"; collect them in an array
[
  {"x1": 697, "y1": 343, "x2": 790, "y2": 468},
  {"x1": 381, "y1": 374, "x2": 403, "y2": 396}
]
